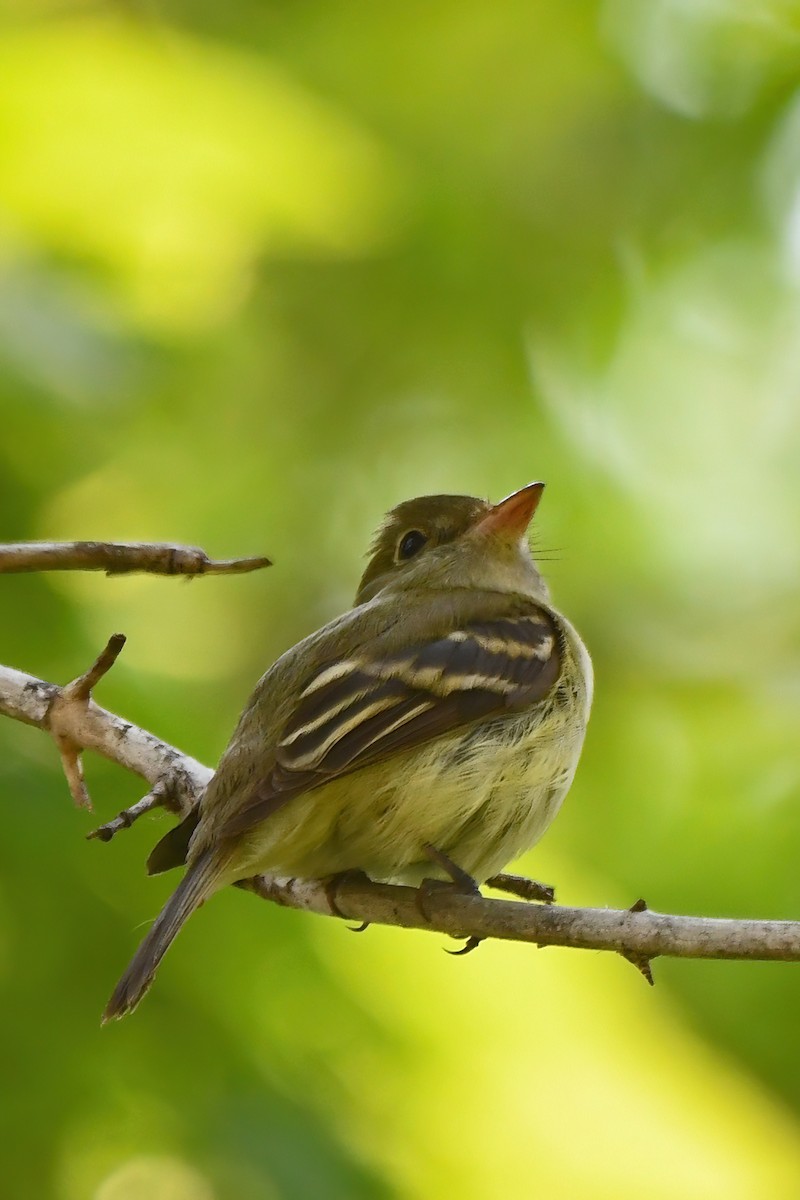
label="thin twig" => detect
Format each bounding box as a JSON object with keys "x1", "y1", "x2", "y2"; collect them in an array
[
  {"x1": 1, "y1": 656, "x2": 799, "y2": 970},
  {"x1": 88, "y1": 781, "x2": 173, "y2": 842},
  {"x1": 63, "y1": 633, "x2": 127, "y2": 700},
  {"x1": 0, "y1": 541, "x2": 271, "y2": 576}
]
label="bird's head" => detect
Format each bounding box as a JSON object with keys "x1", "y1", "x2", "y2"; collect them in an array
[{"x1": 355, "y1": 482, "x2": 549, "y2": 605}]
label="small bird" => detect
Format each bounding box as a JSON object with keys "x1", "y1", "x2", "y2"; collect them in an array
[{"x1": 104, "y1": 482, "x2": 592, "y2": 1020}]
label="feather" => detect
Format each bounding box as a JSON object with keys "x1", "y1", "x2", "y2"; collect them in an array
[
  {"x1": 219, "y1": 607, "x2": 561, "y2": 838},
  {"x1": 103, "y1": 850, "x2": 225, "y2": 1022},
  {"x1": 147, "y1": 810, "x2": 199, "y2": 875}
]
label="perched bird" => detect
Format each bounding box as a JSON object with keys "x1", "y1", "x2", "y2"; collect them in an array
[{"x1": 104, "y1": 482, "x2": 592, "y2": 1020}]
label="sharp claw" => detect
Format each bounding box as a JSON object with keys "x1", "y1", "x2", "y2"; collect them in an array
[{"x1": 445, "y1": 936, "x2": 483, "y2": 956}]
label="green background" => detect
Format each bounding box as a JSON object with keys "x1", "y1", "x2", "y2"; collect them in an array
[{"x1": 1, "y1": 2, "x2": 800, "y2": 1197}]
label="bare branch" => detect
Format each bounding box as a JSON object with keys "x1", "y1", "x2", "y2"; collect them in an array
[
  {"x1": 0, "y1": 655, "x2": 211, "y2": 819},
  {"x1": 244, "y1": 876, "x2": 800, "y2": 965},
  {"x1": 2, "y1": 656, "x2": 800, "y2": 970},
  {"x1": 0, "y1": 541, "x2": 271, "y2": 576}
]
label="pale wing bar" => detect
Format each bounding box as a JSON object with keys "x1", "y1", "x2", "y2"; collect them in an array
[
  {"x1": 220, "y1": 610, "x2": 561, "y2": 837},
  {"x1": 278, "y1": 611, "x2": 559, "y2": 774}
]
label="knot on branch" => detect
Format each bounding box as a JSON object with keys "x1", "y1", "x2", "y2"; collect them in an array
[{"x1": 619, "y1": 899, "x2": 656, "y2": 985}]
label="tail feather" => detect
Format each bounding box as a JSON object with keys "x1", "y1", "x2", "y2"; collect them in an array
[
  {"x1": 103, "y1": 851, "x2": 222, "y2": 1023},
  {"x1": 147, "y1": 810, "x2": 200, "y2": 876}
]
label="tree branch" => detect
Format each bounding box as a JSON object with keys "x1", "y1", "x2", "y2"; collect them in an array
[
  {"x1": 244, "y1": 875, "x2": 800, "y2": 963},
  {"x1": 0, "y1": 541, "x2": 271, "y2": 576},
  {"x1": 2, "y1": 645, "x2": 800, "y2": 973},
  {"x1": 0, "y1": 641, "x2": 211, "y2": 818}
]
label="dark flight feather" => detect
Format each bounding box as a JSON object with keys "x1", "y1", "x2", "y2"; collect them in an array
[{"x1": 219, "y1": 607, "x2": 561, "y2": 839}]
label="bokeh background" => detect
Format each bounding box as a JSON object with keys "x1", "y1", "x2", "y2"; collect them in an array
[{"x1": 1, "y1": 1, "x2": 800, "y2": 1197}]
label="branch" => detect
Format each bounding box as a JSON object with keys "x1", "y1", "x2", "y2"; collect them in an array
[
  {"x1": 0, "y1": 639, "x2": 211, "y2": 819},
  {"x1": 246, "y1": 876, "x2": 800, "y2": 964},
  {"x1": 2, "y1": 646, "x2": 800, "y2": 974},
  {"x1": 0, "y1": 541, "x2": 271, "y2": 576}
]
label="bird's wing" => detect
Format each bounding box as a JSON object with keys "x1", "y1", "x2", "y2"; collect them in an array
[{"x1": 218, "y1": 605, "x2": 562, "y2": 838}]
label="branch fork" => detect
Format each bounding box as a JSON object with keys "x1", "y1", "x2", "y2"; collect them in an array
[
  {"x1": 48, "y1": 633, "x2": 128, "y2": 810},
  {"x1": 45, "y1": 635, "x2": 195, "y2": 839}
]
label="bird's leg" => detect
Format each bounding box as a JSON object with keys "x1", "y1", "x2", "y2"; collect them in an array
[
  {"x1": 417, "y1": 845, "x2": 484, "y2": 954},
  {"x1": 422, "y1": 844, "x2": 482, "y2": 894},
  {"x1": 485, "y1": 872, "x2": 556, "y2": 904}
]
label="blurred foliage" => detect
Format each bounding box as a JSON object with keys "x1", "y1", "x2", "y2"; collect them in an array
[{"x1": 1, "y1": 1, "x2": 800, "y2": 1197}]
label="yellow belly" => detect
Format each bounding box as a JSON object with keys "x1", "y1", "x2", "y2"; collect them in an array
[{"x1": 235, "y1": 685, "x2": 588, "y2": 886}]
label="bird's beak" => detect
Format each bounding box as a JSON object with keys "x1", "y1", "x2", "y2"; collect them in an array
[{"x1": 471, "y1": 482, "x2": 545, "y2": 540}]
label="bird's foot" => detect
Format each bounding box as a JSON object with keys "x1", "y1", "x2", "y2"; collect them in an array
[
  {"x1": 416, "y1": 844, "x2": 482, "y2": 927},
  {"x1": 422, "y1": 844, "x2": 481, "y2": 892}
]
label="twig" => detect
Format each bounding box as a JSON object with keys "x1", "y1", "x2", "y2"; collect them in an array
[
  {"x1": 88, "y1": 781, "x2": 173, "y2": 842},
  {"x1": 0, "y1": 541, "x2": 271, "y2": 576},
  {"x1": 2, "y1": 655, "x2": 800, "y2": 970}
]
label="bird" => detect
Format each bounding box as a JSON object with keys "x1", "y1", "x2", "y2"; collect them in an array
[{"x1": 103, "y1": 482, "x2": 592, "y2": 1021}]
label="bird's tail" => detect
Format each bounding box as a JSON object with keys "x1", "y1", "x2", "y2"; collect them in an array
[{"x1": 103, "y1": 850, "x2": 223, "y2": 1023}]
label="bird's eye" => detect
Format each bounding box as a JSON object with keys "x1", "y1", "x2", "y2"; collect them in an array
[{"x1": 396, "y1": 529, "x2": 428, "y2": 561}]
